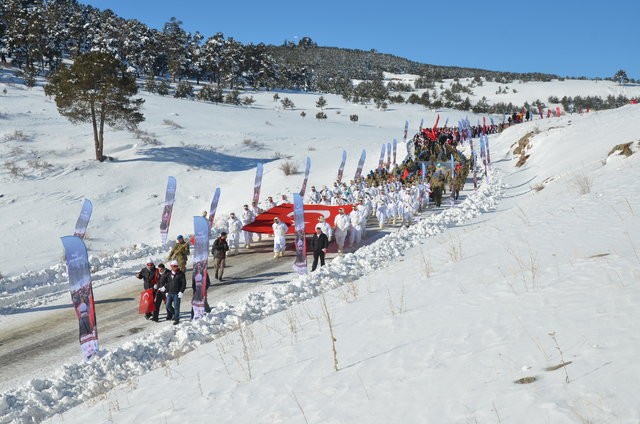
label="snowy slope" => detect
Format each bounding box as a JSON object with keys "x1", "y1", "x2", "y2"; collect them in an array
[{"x1": 1, "y1": 69, "x2": 640, "y2": 423}]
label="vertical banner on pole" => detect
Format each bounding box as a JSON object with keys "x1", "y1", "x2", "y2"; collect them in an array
[
  {"x1": 403, "y1": 120, "x2": 409, "y2": 142},
  {"x1": 208, "y1": 187, "x2": 221, "y2": 231},
  {"x1": 73, "y1": 198, "x2": 93, "y2": 239},
  {"x1": 485, "y1": 134, "x2": 492, "y2": 165},
  {"x1": 292, "y1": 193, "x2": 308, "y2": 275},
  {"x1": 392, "y1": 139, "x2": 397, "y2": 165},
  {"x1": 336, "y1": 150, "x2": 347, "y2": 182},
  {"x1": 354, "y1": 149, "x2": 366, "y2": 180},
  {"x1": 480, "y1": 136, "x2": 490, "y2": 183},
  {"x1": 61, "y1": 235, "x2": 99, "y2": 361},
  {"x1": 450, "y1": 154, "x2": 456, "y2": 207},
  {"x1": 419, "y1": 162, "x2": 426, "y2": 206},
  {"x1": 470, "y1": 139, "x2": 478, "y2": 189},
  {"x1": 160, "y1": 176, "x2": 177, "y2": 245},
  {"x1": 378, "y1": 144, "x2": 385, "y2": 170},
  {"x1": 191, "y1": 216, "x2": 210, "y2": 320},
  {"x1": 252, "y1": 163, "x2": 263, "y2": 205},
  {"x1": 299, "y1": 157, "x2": 311, "y2": 197},
  {"x1": 386, "y1": 142, "x2": 392, "y2": 170}
]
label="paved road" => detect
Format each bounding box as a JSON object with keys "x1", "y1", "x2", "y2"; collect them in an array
[{"x1": 0, "y1": 213, "x2": 407, "y2": 391}]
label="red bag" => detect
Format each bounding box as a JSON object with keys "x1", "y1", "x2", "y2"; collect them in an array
[{"x1": 138, "y1": 288, "x2": 156, "y2": 314}]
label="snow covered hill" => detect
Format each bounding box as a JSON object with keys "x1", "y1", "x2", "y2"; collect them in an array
[{"x1": 1, "y1": 69, "x2": 639, "y2": 423}]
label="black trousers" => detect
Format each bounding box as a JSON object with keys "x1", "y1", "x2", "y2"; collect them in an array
[
  {"x1": 152, "y1": 291, "x2": 165, "y2": 320},
  {"x1": 311, "y1": 250, "x2": 325, "y2": 271}
]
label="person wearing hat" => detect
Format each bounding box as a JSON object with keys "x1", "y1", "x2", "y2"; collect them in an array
[
  {"x1": 135, "y1": 258, "x2": 159, "y2": 319},
  {"x1": 167, "y1": 235, "x2": 190, "y2": 272},
  {"x1": 310, "y1": 225, "x2": 329, "y2": 271},
  {"x1": 272, "y1": 217, "x2": 288, "y2": 258},
  {"x1": 227, "y1": 212, "x2": 243, "y2": 256},
  {"x1": 151, "y1": 263, "x2": 169, "y2": 322},
  {"x1": 211, "y1": 232, "x2": 230, "y2": 281},
  {"x1": 166, "y1": 260, "x2": 186, "y2": 324},
  {"x1": 332, "y1": 207, "x2": 351, "y2": 254}
]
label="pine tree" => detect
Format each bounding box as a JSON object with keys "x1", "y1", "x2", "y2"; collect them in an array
[
  {"x1": 162, "y1": 17, "x2": 189, "y2": 82},
  {"x1": 315, "y1": 95, "x2": 327, "y2": 110},
  {"x1": 614, "y1": 70, "x2": 628, "y2": 85},
  {"x1": 280, "y1": 97, "x2": 295, "y2": 109},
  {"x1": 201, "y1": 32, "x2": 225, "y2": 84},
  {"x1": 219, "y1": 37, "x2": 243, "y2": 88},
  {"x1": 45, "y1": 51, "x2": 144, "y2": 161},
  {"x1": 174, "y1": 80, "x2": 194, "y2": 98}
]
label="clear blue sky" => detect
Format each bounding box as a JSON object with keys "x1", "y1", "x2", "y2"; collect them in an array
[{"x1": 80, "y1": 0, "x2": 639, "y2": 80}]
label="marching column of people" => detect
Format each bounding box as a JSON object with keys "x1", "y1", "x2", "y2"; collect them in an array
[{"x1": 143, "y1": 129, "x2": 473, "y2": 322}]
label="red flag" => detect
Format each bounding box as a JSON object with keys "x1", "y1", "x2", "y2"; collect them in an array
[
  {"x1": 243, "y1": 203, "x2": 354, "y2": 235},
  {"x1": 433, "y1": 114, "x2": 440, "y2": 132},
  {"x1": 422, "y1": 128, "x2": 437, "y2": 141},
  {"x1": 138, "y1": 288, "x2": 156, "y2": 314},
  {"x1": 482, "y1": 117, "x2": 487, "y2": 135},
  {"x1": 401, "y1": 168, "x2": 410, "y2": 180}
]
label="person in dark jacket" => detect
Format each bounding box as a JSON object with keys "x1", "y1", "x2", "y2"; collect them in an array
[
  {"x1": 151, "y1": 263, "x2": 170, "y2": 322},
  {"x1": 136, "y1": 258, "x2": 159, "y2": 319},
  {"x1": 310, "y1": 226, "x2": 329, "y2": 271},
  {"x1": 211, "y1": 232, "x2": 230, "y2": 281},
  {"x1": 166, "y1": 260, "x2": 186, "y2": 325}
]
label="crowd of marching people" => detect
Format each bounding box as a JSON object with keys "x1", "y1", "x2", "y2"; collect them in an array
[
  {"x1": 136, "y1": 124, "x2": 477, "y2": 323},
  {"x1": 134, "y1": 106, "x2": 568, "y2": 322},
  {"x1": 213, "y1": 124, "x2": 472, "y2": 258}
]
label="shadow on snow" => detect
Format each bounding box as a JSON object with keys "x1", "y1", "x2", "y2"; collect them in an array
[{"x1": 117, "y1": 146, "x2": 277, "y2": 172}]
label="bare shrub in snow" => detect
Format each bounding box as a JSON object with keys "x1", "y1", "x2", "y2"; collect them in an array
[
  {"x1": 279, "y1": 160, "x2": 299, "y2": 175},
  {"x1": 162, "y1": 119, "x2": 183, "y2": 129},
  {"x1": 571, "y1": 174, "x2": 592, "y2": 195}
]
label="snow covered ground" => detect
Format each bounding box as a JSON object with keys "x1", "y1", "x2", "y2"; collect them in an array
[{"x1": 1, "y1": 70, "x2": 639, "y2": 423}]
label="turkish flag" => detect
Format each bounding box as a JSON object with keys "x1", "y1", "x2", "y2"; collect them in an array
[
  {"x1": 138, "y1": 288, "x2": 156, "y2": 314},
  {"x1": 242, "y1": 203, "x2": 354, "y2": 235}
]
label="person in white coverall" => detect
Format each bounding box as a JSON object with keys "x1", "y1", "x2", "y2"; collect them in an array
[
  {"x1": 226, "y1": 212, "x2": 243, "y2": 256},
  {"x1": 272, "y1": 217, "x2": 289, "y2": 257},
  {"x1": 316, "y1": 216, "x2": 333, "y2": 241},
  {"x1": 374, "y1": 191, "x2": 389, "y2": 229},
  {"x1": 250, "y1": 200, "x2": 263, "y2": 242},
  {"x1": 348, "y1": 205, "x2": 364, "y2": 247},
  {"x1": 332, "y1": 207, "x2": 351, "y2": 254},
  {"x1": 240, "y1": 204, "x2": 255, "y2": 248}
]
